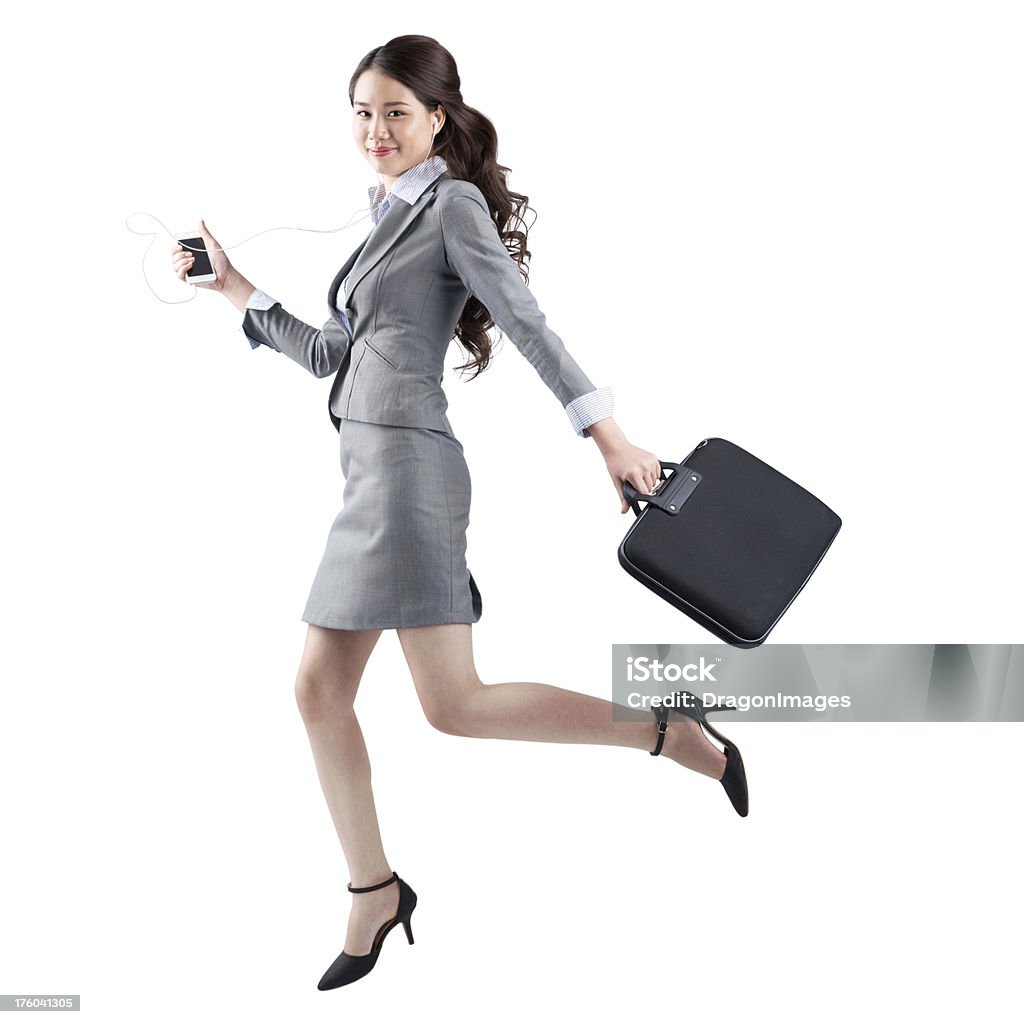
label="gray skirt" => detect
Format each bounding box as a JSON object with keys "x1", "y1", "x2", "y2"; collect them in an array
[{"x1": 301, "y1": 417, "x2": 483, "y2": 631}]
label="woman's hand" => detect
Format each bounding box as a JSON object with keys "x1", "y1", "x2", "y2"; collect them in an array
[
  {"x1": 603, "y1": 441, "x2": 664, "y2": 514},
  {"x1": 585, "y1": 418, "x2": 663, "y2": 514},
  {"x1": 170, "y1": 219, "x2": 237, "y2": 293}
]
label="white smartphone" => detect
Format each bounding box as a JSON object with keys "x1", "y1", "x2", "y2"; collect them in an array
[{"x1": 177, "y1": 234, "x2": 217, "y2": 284}]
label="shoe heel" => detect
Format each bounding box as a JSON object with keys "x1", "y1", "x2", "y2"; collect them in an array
[
  {"x1": 402, "y1": 917, "x2": 415, "y2": 945},
  {"x1": 665, "y1": 691, "x2": 749, "y2": 818}
]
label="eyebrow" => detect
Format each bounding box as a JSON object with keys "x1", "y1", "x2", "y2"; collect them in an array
[{"x1": 353, "y1": 101, "x2": 411, "y2": 107}]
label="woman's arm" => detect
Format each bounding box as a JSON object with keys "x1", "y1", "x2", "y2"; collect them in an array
[
  {"x1": 173, "y1": 221, "x2": 352, "y2": 379},
  {"x1": 220, "y1": 270, "x2": 260, "y2": 313},
  {"x1": 437, "y1": 182, "x2": 602, "y2": 416},
  {"x1": 437, "y1": 182, "x2": 662, "y2": 510},
  {"x1": 237, "y1": 284, "x2": 352, "y2": 379}
]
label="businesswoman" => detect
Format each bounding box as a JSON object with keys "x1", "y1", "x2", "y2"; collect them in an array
[{"x1": 171, "y1": 34, "x2": 747, "y2": 990}]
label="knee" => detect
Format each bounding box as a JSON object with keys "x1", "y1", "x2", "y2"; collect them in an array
[
  {"x1": 294, "y1": 669, "x2": 356, "y2": 720},
  {"x1": 423, "y1": 703, "x2": 468, "y2": 736},
  {"x1": 420, "y1": 687, "x2": 484, "y2": 738}
]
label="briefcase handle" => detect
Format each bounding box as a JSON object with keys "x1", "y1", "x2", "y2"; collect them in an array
[{"x1": 622, "y1": 460, "x2": 702, "y2": 517}]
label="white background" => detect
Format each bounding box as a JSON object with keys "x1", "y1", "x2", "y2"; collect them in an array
[{"x1": 2, "y1": 1, "x2": 1021, "y2": 1020}]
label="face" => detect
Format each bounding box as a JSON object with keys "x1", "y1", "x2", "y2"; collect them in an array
[{"x1": 352, "y1": 69, "x2": 444, "y2": 187}]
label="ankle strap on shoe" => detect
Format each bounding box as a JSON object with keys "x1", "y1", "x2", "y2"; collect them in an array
[
  {"x1": 650, "y1": 704, "x2": 669, "y2": 756},
  {"x1": 348, "y1": 871, "x2": 399, "y2": 894}
]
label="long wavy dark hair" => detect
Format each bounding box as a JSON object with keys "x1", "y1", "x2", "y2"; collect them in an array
[{"x1": 348, "y1": 35, "x2": 534, "y2": 380}]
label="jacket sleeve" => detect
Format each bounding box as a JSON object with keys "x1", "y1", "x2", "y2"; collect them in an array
[
  {"x1": 240, "y1": 290, "x2": 352, "y2": 379},
  {"x1": 438, "y1": 182, "x2": 611, "y2": 431}
]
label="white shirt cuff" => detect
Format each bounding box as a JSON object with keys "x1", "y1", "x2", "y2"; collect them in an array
[
  {"x1": 565, "y1": 386, "x2": 614, "y2": 438},
  {"x1": 246, "y1": 289, "x2": 279, "y2": 310}
]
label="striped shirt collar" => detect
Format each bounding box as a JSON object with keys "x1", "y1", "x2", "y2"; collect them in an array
[{"x1": 368, "y1": 154, "x2": 448, "y2": 225}]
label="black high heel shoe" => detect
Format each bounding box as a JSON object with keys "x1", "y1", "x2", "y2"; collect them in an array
[
  {"x1": 650, "y1": 690, "x2": 749, "y2": 817},
  {"x1": 317, "y1": 871, "x2": 417, "y2": 990}
]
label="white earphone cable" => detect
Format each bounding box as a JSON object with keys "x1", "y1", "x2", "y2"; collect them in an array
[
  {"x1": 127, "y1": 123, "x2": 505, "y2": 307},
  {"x1": 124, "y1": 203, "x2": 375, "y2": 305}
]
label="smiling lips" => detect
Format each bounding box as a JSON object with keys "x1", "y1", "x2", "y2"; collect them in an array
[{"x1": 369, "y1": 147, "x2": 396, "y2": 156}]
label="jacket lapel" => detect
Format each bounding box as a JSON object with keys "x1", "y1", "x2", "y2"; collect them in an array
[
  {"x1": 326, "y1": 238, "x2": 369, "y2": 323},
  {"x1": 327, "y1": 175, "x2": 445, "y2": 320}
]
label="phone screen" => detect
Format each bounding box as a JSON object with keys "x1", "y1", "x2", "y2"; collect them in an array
[{"x1": 179, "y1": 237, "x2": 214, "y2": 278}]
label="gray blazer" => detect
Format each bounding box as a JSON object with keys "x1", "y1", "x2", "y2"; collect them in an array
[{"x1": 241, "y1": 175, "x2": 599, "y2": 435}]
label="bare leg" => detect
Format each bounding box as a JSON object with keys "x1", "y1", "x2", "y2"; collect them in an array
[
  {"x1": 396, "y1": 624, "x2": 727, "y2": 779},
  {"x1": 294, "y1": 624, "x2": 399, "y2": 956}
]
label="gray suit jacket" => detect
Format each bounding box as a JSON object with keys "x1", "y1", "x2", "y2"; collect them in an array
[{"x1": 241, "y1": 175, "x2": 598, "y2": 434}]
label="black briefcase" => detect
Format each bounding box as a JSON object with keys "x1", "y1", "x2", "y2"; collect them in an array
[{"x1": 618, "y1": 437, "x2": 841, "y2": 647}]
